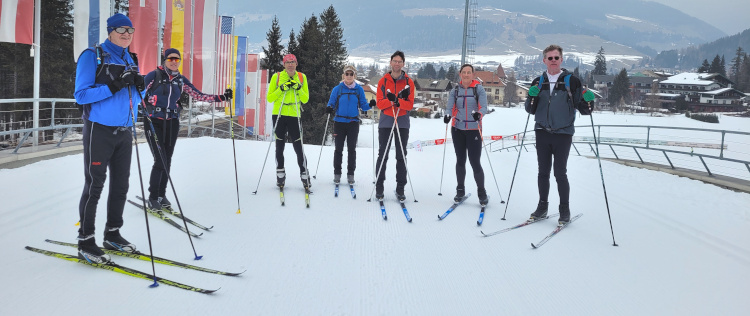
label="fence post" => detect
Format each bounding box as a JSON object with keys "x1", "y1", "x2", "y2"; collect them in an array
[{"x1": 720, "y1": 131, "x2": 725, "y2": 158}]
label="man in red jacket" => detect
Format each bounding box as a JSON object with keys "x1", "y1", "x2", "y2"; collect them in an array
[{"x1": 374, "y1": 51, "x2": 415, "y2": 201}]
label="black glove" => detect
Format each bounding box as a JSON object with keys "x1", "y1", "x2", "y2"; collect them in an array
[
  {"x1": 472, "y1": 111, "x2": 481, "y2": 121},
  {"x1": 292, "y1": 81, "x2": 302, "y2": 90},
  {"x1": 107, "y1": 77, "x2": 126, "y2": 95},
  {"x1": 393, "y1": 99, "x2": 400, "y2": 108},
  {"x1": 120, "y1": 68, "x2": 138, "y2": 86},
  {"x1": 386, "y1": 91, "x2": 396, "y2": 102},
  {"x1": 369, "y1": 99, "x2": 376, "y2": 108},
  {"x1": 443, "y1": 115, "x2": 451, "y2": 124},
  {"x1": 134, "y1": 73, "x2": 145, "y2": 91},
  {"x1": 223, "y1": 88, "x2": 233, "y2": 101},
  {"x1": 325, "y1": 106, "x2": 334, "y2": 114},
  {"x1": 398, "y1": 88, "x2": 410, "y2": 99},
  {"x1": 280, "y1": 81, "x2": 291, "y2": 91}
]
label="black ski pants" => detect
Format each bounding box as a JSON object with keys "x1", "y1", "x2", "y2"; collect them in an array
[
  {"x1": 535, "y1": 129, "x2": 572, "y2": 205},
  {"x1": 376, "y1": 127, "x2": 409, "y2": 186},
  {"x1": 78, "y1": 119, "x2": 132, "y2": 238},
  {"x1": 144, "y1": 118, "x2": 179, "y2": 200},
  {"x1": 273, "y1": 115, "x2": 307, "y2": 173},
  {"x1": 451, "y1": 127, "x2": 485, "y2": 190},
  {"x1": 333, "y1": 121, "x2": 360, "y2": 176}
]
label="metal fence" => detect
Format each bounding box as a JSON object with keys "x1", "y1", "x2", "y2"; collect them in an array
[
  {"x1": 0, "y1": 98, "x2": 253, "y2": 155},
  {"x1": 489, "y1": 124, "x2": 750, "y2": 182}
]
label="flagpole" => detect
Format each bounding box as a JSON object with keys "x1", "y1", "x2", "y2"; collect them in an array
[{"x1": 32, "y1": 0, "x2": 41, "y2": 147}]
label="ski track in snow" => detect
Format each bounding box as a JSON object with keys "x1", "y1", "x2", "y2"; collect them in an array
[{"x1": 1, "y1": 107, "x2": 749, "y2": 315}]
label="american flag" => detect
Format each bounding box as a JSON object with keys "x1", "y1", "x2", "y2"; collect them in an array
[{"x1": 215, "y1": 16, "x2": 234, "y2": 107}]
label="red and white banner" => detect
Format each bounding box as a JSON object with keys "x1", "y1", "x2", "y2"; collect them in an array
[
  {"x1": 0, "y1": 0, "x2": 35, "y2": 45},
  {"x1": 215, "y1": 15, "x2": 234, "y2": 102},
  {"x1": 191, "y1": 0, "x2": 217, "y2": 92},
  {"x1": 259, "y1": 69, "x2": 268, "y2": 136},
  {"x1": 129, "y1": 0, "x2": 159, "y2": 74}
]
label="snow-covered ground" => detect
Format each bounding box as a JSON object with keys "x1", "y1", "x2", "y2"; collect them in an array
[{"x1": 1, "y1": 108, "x2": 749, "y2": 315}]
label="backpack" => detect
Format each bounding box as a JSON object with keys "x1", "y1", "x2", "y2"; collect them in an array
[
  {"x1": 452, "y1": 84, "x2": 479, "y2": 113},
  {"x1": 332, "y1": 86, "x2": 362, "y2": 121},
  {"x1": 76, "y1": 44, "x2": 139, "y2": 114},
  {"x1": 143, "y1": 69, "x2": 187, "y2": 116},
  {"x1": 537, "y1": 73, "x2": 573, "y2": 101}
]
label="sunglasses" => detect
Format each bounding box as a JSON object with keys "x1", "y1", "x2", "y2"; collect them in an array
[
  {"x1": 344, "y1": 72, "x2": 355, "y2": 76},
  {"x1": 547, "y1": 56, "x2": 561, "y2": 61},
  {"x1": 166, "y1": 57, "x2": 181, "y2": 62},
  {"x1": 112, "y1": 27, "x2": 135, "y2": 34}
]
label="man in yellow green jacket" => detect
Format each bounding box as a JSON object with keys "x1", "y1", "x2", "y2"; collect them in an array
[{"x1": 267, "y1": 54, "x2": 310, "y2": 188}]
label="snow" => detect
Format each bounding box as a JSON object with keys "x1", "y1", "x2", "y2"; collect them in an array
[
  {"x1": 606, "y1": 14, "x2": 643, "y2": 23},
  {"x1": 661, "y1": 73, "x2": 716, "y2": 85},
  {"x1": 520, "y1": 13, "x2": 554, "y2": 22},
  {"x1": 2, "y1": 107, "x2": 750, "y2": 315}
]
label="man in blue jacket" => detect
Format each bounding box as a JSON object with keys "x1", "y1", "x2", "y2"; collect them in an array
[{"x1": 74, "y1": 13, "x2": 143, "y2": 263}]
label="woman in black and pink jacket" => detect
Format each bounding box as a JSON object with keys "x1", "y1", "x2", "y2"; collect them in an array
[
  {"x1": 141, "y1": 48, "x2": 233, "y2": 211},
  {"x1": 444, "y1": 64, "x2": 489, "y2": 205}
]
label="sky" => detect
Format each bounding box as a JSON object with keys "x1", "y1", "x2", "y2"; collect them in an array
[{"x1": 650, "y1": 0, "x2": 750, "y2": 35}]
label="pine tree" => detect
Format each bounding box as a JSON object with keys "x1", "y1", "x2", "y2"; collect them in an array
[
  {"x1": 438, "y1": 66, "x2": 446, "y2": 80},
  {"x1": 609, "y1": 68, "x2": 631, "y2": 106},
  {"x1": 286, "y1": 29, "x2": 298, "y2": 57},
  {"x1": 446, "y1": 64, "x2": 457, "y2": 81},
  {"x1": 739, "y1": 55, "x2": 750, "y2": 92},
  {"x1": 261, "y1": 16, "x2": 284, "y2": 80},
  {"x1": 720, "y1": 55, "x2": 727, "y2": 76},
  {"x1": 593, "y1": 47, "x2": 607, "y2": 75},
  {"x1": 730, "y1": 47, "x2": 745, "y2": 86},
  {"x1": 296, "y1": 15, "x2": 325, "y2": 145},
  {"x1": 316, "y1": 6, "x2": 348, "y2": 144},
  {"x1": 709, "y1": 55, "x2": 723, "y2": 74},
  {"x1": 698, "y1": 59, "x2": 710, "y2": 73},
  {"x1": 423, "y1": 63, "x2": 437, "y2": 79}
]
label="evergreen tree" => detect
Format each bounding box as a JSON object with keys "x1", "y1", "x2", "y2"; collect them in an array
[
  {"x1": 317, "y1": 6, "x2": 348, "y2": 144},
  {"x1": 286, "y1": 29, "x2": 298, "y2": 57},
  {"x1": 446, "y1": 64, "x2": 457, "y2": 81},
  {"x1": 296, "y1": 15, "x2": 325, "y2": 145},
  {"x1": 422, "y1": 63, "x2": 437, "y2": 79},
  {"x1": 593, "y1": 47, "x2": 607, "y2": 75},
  {"x1": 720, "y1": 55, "x2": 727, "y2": 76},
  {"x1": 698, "y1": 59, "x2": 711, "y2": 72},
  {"x1": 573, "y1": 66, "x2": 580, "y2": 79},
  {"x1": 261, "y1": 16, "x2": 284, "y2": 80},
  {"x1": 709, "y1": 55, "x2": 723, "y2": 74},
  {"x1": 730, "y1": 47, "x2": 745, "y2": 85},
  {"x1": 368, "y1": 65, "x2": 378, "y2": 80},
  {"x1": 609, "y1": 68, "x2": 631, "y2": 106},
  {"x1": 438, "y1": 66, "x2": 446, "y2": 80},
  {"x1": 739, "y1": 55, "x2": 750, "y2": 92}
]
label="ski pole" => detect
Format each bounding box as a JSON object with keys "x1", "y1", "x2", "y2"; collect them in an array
[
  {"x1": 585, "y1": 93, "x2": 618, "y2": 247},
  {"x1": 477, "y1": 119, "x2": 505, "y2": 204},
  {"x1": 367, "y1": 106, "x2": 399, "y2": 202},
  {"x1": 225, "y1": 85, "x2": 242, "y2": 214},
  {"x1": 438, "y1": 118, "x2": 450, "y2": 196},
  {"x1": 252, "y1": 89, "x2": 287, "y2": 194},
  {"x1": 393, "y1": 112, "x2": 418, "y2": 202},
  {"x1": 133, "y1": 85, "x2": 202, "y2": 259},
  {"x1": 312, "y1": 113, "x2": 331, "y2": 179},
  {"x1": 127, "y1": 86, "x2": 160, "y2": 287},
  {"x1": 293, "y1": 89, "x2": 310, "y2": 185},
  {"x1": 501, "y1": 113, "x2": 531, "y2": 220}
]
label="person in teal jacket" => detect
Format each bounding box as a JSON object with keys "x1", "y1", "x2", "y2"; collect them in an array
[
  {"x1": 73, "y1": 13, "x2": 143, "y2": 264},
  {"x1": 325, "y1": 65, "x2": 374, "y2": 184}
]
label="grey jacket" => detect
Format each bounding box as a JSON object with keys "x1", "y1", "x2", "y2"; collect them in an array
[
  {"x1": 524, "y1": 69, "x2": 591, "y2": 135},
  {"x1": 449, "y1": 80, "x2": 488, "y2": 130}
]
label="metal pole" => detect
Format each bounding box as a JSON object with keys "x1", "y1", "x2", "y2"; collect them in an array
[
  {"x1": 460, "y1": 0, "x2": 469, "y2": 67},
  {"x1": 32, "y1": 0, "x2": 41, "y2": 146}
]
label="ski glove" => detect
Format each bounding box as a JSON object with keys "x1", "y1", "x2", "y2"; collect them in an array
[
  {"x1": 325, "y1": 106, "x2": 334, "y2": 114},
  {"x1": 582, "y1": 89, "x2": 595, "y2": 102},
  {"x1": 222, "y1": 88, "x2": 233, "y2": 101},
  {"x1": 369, "y1": 99, "x2": 376, "y2": 108},
  {"x1": 386, "y1": 91, "x2": 396, "y2": 102},
  {"x1": 133, "y1": 73, "x2": 145, "y2": 91},
  {"x1": 443, "y1": 115, "x2": 451, "y2": 124},
  {"x1": 528, "y1": 85, "x2": 540, "y2": 97},
  {"x1": 280, "y1": 81, "x2": 293, "y2": 91},
  {"x1": 398, "y1": 88, "x2": 410, "y2": 99},
  {"x1": 472, "y1": 111, "x2": 481, "y2": 121},
  {"x1": 291, "y1": 81, "x2": 302, "y2": 90}
]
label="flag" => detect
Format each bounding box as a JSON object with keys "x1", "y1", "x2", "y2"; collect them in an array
[
  {"x1": 215, "y1": 16, "x2": 233, "y2": 106},
  {"x1": 73, "y1": 0, "x2": 109, "y2": 61},
  {"x1": 191, "y1": 0, "x2": 217, "y2": 92},
  {"x1": 164, "y1": 0, "x2": 192, "y2": 74},
  {"x1": 233, "y1": 36, "x2": 247, "y2": 116},
  {"x1": 0, "y1": 0, "x2": 34, "y2": 45},
  {"x1": 259, "y1": 69, "x2": 268, "y2": 136},
  {"x1": 239, "y1": 54, "x2": 261, "y2": 134},
  {"x1": 129, "y1": 0, "x2": 159, "y2": 74}
]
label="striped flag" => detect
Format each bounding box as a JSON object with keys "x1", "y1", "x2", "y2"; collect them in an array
[
  {"x1": 0, "y1": 0, "x2": 34, "y2": 45},
  {"x1": 215, "y1": 16, "x2": 233, "y2": 106},
  {"x1": 129, "y1": 0, "x2": 159, "y2": 75},
  {"x1": 192, "y1": 0, "x2": 218, "y2": 92},
  {"x1": 73, "y1": 0, "x2": 110, "y2": 61},
  {"x1": 164, "y1": 0, "x2": 192, "y2": 74},
  {"x1": 233, "y1": 36, "x2": 248, "y2": 116}
]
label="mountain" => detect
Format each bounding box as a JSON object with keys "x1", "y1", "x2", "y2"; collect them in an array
[
  {"x1": 653, "y1": 28, "x2": 750, "y2": 69},
  {"x1": 222, "y1": 0, "x2": 725, "y2": 58}
]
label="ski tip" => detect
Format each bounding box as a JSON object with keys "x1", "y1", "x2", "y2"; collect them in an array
[
  {"x1": 480, "y1": 231, "x2": 486, "y2": 236},
  {"x1": 408, "y1": 218, "x2": 413, "y2": 223},
  {"x1": 477, "y1": 221, "x2": 482, "y2": 226},
  {"x1": 531, "y1": 243, "x2": 538, "y2": 249}
]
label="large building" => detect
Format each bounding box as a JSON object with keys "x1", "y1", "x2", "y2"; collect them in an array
[
  {"x1": 658, "y1": 73, "x2": 745, "y2": 112},
  {"x1": 475, "y1": 65, "x2": 506, "y2": 105}
]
